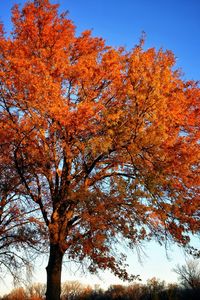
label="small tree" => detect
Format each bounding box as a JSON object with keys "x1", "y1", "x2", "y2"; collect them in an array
[
  {"x1": 3, "y1": 287, "x2": 27, "y2": 300},
  {"x1": 106, "y1": 284, "x2": 128, "y2": 299},
  {"x1": 61, "y1": 281, "x2": 90, "y2": 300},
  {"x1": 0, "y1": 0, "x2": 199, "y2": 299},
  {"x1": 173, "y1": 260, "x2": 200, "y2": 290},
  {"x1": 27, "y1": 283, "x2": 46, "y2": 299},
  {"x1": 0, "y1": 157, "x2": 45, "y2": 283}
]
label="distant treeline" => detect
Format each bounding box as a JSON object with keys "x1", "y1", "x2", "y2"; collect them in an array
[{"x1": 1, "y1": 278, "x2": 200, "y2": 300}]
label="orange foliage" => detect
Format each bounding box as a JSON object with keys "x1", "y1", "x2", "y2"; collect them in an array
[{"x1": 0, "y1": 0, "x2": 199, "y2": 298}]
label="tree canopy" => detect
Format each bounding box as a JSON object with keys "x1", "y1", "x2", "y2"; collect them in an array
[{"x1": 0, "y1": 0, "x2": 199, "y2": 299}]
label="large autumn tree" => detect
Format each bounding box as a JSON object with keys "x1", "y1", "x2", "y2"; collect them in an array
[{"x1": 0, "y1": 0, "x2": 199, "y2": 299}]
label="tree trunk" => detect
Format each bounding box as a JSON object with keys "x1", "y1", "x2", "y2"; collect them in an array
[{"x1": 46, "y1": 244, "x2": 64, "y2": 300}]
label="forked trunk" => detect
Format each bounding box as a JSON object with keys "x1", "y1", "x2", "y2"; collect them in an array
[{"x1": 46, "y1": 244, "x2": 64, "y2": 300}]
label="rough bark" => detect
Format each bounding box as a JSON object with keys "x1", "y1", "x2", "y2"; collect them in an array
[{"x1": 46, "y1": 244, "x2": 64, "y2": 300}]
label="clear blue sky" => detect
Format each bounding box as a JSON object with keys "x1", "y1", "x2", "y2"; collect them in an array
[{"x1": 0, "y1": 0, "x2": 199, "y2": 294}]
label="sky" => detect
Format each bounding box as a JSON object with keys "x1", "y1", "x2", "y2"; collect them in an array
[{"x1": 0, "y1": 0, "x2": 200, "y2": 295}]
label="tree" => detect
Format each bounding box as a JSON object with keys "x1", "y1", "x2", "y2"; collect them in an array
[
  {"x1": 0, "y1": 0, "x2": 199, "y2": 299},
  {"x1": 173, "y1": 260, "x2": 200, "y2": 290},
  {"x1": 61, "y1": 281, "x2": 92, "y2": 300},
  {"x1": 27, "y1": 282, "x2": 46, "y2": 299},
  {"x1": 146, "y1": 277, "x2": 166, "y2": 300},
  {"x1": 2, "y1": 287, "x2": 27, "y2": 300},
  {"x1": 106, "y1": 284, "x2": 128, "y2": 299},
  {"x1": 0, "y1": 143, "x2": 45, "y2": 283}
]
